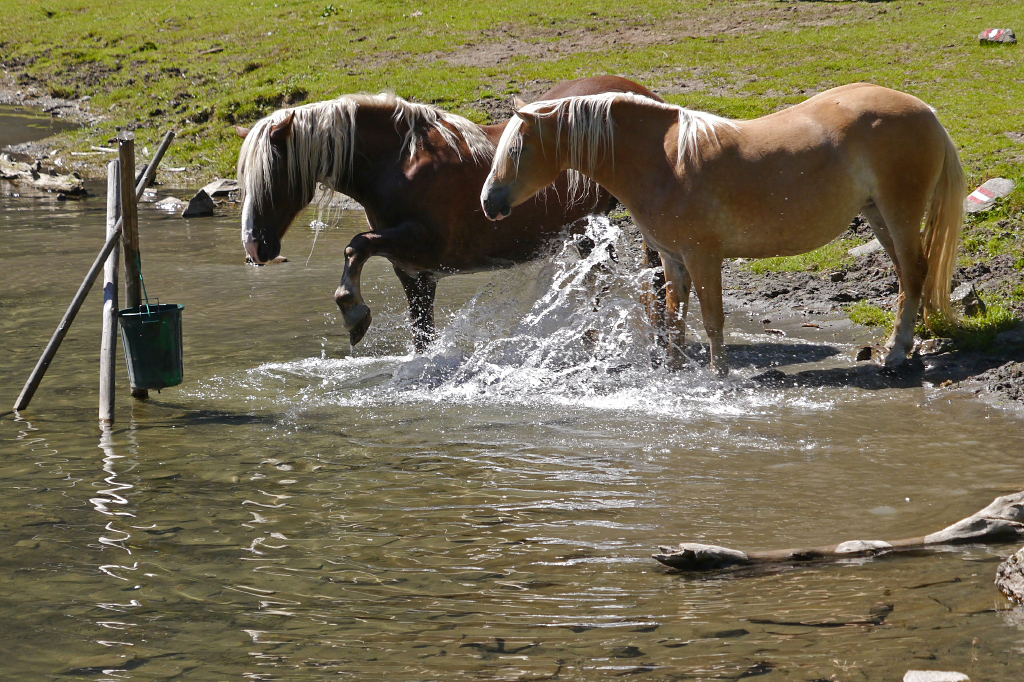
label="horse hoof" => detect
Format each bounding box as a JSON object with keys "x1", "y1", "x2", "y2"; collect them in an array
[{"x1": 343, "y1": 304, "x2": 372, "y2": 346}]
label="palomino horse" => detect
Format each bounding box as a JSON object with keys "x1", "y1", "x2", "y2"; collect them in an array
[
  {"x1": 481, "y1": 83, "x2": 965, "y2": 376},
  {"x1": 236, "y1": 76, "x2": 666, "y2": 351}
]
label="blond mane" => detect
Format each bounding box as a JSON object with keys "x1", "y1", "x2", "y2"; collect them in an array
[
  {"x1": 493, "y1": 92, "x2": 735, "y2": 204},
  {"x1": 237, "y1": 93, "x2": 494, "y2": 213}
]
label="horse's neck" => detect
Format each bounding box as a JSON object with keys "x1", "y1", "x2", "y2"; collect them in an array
[
  {"x1": 322, "y1": 106, "x2": 408, "y2": 205},
  {"x1": 569, "y1": 101, "x2": 678, "y2": 205}
]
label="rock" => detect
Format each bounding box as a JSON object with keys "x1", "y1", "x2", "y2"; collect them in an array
[
  {"x1": 155, "y1": 196, "x2": 187, "y2": 212},
  {"x1": 950, "y1": 282, "x2": 986, "y2": 317},
  {"x1": 964, "y1": 177, "x2": 1015, "y2": 213},
  {"x1": 994, "y1": 323, "x2": 1024, "y2": 348},
  {"x1": 917, "y1": 337, "x2": 955, "y2": 356},
  {"x1": 855, "y1": 345, "x2": 875, "y2": 362},
  {"x1": 996, "y1": 546, "x2": 1024, "y2": 601},
  {"x1": 829, "y1": 271, "x2": 846, "y2": 282},
  {"x1": 201, "y1": 177, "x2": 239, "y2": 197},
  {"x1": 979, "y1": 28, "x2": 1016, "y2": 45},
  {"x1": 848, "y1": 238, "x2": 883, "y2": 258},
  {"x1": 181, "y1": 189, "x2": 214, "y2": 218},
  {"x1": 903, "y1": 672, "x2": 969, "y2": 682}
]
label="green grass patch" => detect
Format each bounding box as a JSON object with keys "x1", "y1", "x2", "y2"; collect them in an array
[
  {"x1": 926, "y1": 303, "x2": 1020, "y2": 351},
  {"x1": 745, "y1": 238, "x2": 859, "y2": 275},
  {"x1": 847, "y1": 298, "x2": 1020, "y2": 352},
  {"x1": 847, "y1": 300, "x2": 894, "y2": 335}
]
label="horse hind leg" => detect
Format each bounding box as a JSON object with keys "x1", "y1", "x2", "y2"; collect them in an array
[
  {"x1": 661, "y1": 254, "x2": 692, "y2": 369},
  {"x1": 394, "y1": 267, "x2": 438, "y2": 353},
  {"x1": 862, "y1": 201, "x2": 927, "y2": 367}
]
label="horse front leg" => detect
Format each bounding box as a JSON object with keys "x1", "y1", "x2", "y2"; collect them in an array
[
  {"x1": 394, "y1": 267, "x2": 438, "y2": 352},
  {"x1": 335, "y1": 232, "x2": 376, "y2": 346},
  {"x1": 335, "y1": 221, "x2": 439, "y2": 348},
  {"x1": 682, "y1": 253, "x2": 727, "y2": 377},
  {"x1": 661, "y1": 253, "x2": 692, "y2": 369}
]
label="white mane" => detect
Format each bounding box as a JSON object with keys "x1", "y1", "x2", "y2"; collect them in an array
[
  {"x1": 493, "y1": 91, "x2": 735, "y2": 204},
  {"x1": 237, "y1": 93, "x2": 494, "y2": 212}
]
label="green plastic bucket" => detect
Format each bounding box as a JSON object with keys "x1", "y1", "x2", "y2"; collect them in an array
[{"x1": 118, "y1": 303, "x2": 184, "y2": 390}]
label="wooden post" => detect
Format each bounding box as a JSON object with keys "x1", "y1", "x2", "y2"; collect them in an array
[
  {"x1": 13, "y1": 130, "x2": 173, "y2": 412},
  {"x1": 117, "y1": 132, "x2": 148, "y2": 400},
  {"x1": 99, "y1": 161, "x2": 122, "y2": 423}
]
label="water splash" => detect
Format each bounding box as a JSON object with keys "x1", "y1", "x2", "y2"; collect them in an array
[{"x1": 196, "y1": 217, "x2": 834, "y2": 419}]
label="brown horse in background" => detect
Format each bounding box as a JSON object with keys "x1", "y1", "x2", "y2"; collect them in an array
[
  {"x1": 236, "y1": 76, "x2": 666, "y2": 351},
  {"x1": 482, "y1": 84, "x2": 965, "y2": 376}
]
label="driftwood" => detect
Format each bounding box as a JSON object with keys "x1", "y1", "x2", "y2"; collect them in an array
[
  {"x1": 654, "y1": 491, "x2": 1024, "y2": 571},
  {"x1": 0, "y1": 153, "x2": 85, "y2": 195}
]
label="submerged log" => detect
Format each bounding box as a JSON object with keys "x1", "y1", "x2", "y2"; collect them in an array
[{"x1": 654, "y1": 491, "x2": 1024, "y2": 571}]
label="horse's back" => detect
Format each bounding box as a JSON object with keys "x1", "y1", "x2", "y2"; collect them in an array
[{"x1": 542, "y1": 75, "x2": 664, "y2": 103}]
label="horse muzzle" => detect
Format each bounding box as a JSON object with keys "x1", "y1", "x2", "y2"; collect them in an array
[
  {"x1": 244, "y1": 239, "x2": 281, "y2": 265},
  {"x1": 481, "y1": 187, "x2": 512, "y2": 221}
]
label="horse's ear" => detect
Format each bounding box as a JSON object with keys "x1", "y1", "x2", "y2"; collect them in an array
[
  {"x1": 235, "y1": 125, "x2": 251, "y2": 139},
  {"x1": 269, "y1": 111, "x2": 295, "y2": 144},
  {"x1": 512, "y1": 96, "x2": 527, "y2": 110},
  {"x1": 515, "y1": 109, "x2": 539, "y2": 125}
]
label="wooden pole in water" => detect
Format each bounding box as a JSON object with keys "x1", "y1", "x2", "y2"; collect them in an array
[
  {"x1": 99, "y1": 160, "x2": 122, "y2": 424},
  {"x1": 117, "y1": 132, "x2": 148, "y2": 400},
  {"x1": 12, "y1": 130, "x2": 174, "y2": 412}
]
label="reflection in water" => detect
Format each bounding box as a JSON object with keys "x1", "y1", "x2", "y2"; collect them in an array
[{"x1": 2, "y1": 195, "x2": 1024, "y2": 679}]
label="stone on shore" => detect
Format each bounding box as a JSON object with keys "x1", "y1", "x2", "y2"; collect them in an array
[
  {"x1": 201, "y1": 177, "x2": 239, "y2": 197},
  {"x1": 181, "y1": 189, "x2": 214, "y2": 218},
  {"x1": 154, "y1": 196, "x2": 187, "y2": 212},
  {"x1": 964, "y1": 177, "x2": 1015, "y2": 213},
  {"x1": 950, "y1": 282, "x2": 986, "y2": 317},
  {"x1": 978, "y1": 28, "x2": 1016, "y2": 45},
  {"x1": 848, "y1": 238, "x2": 882, "y2": 258}
]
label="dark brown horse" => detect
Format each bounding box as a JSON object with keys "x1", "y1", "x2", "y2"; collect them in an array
[{"x1": 237, "y1": 76, "x2": 666, "y2": 351}]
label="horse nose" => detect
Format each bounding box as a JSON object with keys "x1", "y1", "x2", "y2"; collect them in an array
[
  {"x1": 256, "y1": 241, "x2": 280, "y2": 263},
  {"x1": 481, "y1": 191, "x2": 510, "y2": 221},
  {"x1": 244, "y1": 239, "x2": 263, "y2": 264}
]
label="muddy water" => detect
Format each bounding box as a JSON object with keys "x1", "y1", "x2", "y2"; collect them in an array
[
  {"x1": 2, "y1": 182, "x2": 1024, "y2": 681},
  {"x1": 0, "y1": 104, "x2": 77, "y2": 149}
]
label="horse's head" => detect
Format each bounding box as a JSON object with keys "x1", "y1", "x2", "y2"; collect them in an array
[
  {"x1": 236, "y1": 110, "x2": 309, "y2": 264},
  {"x1": 481, "y1": 104, "x2": 563, "y2": 221}
]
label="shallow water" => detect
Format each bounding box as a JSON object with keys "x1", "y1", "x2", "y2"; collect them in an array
[
  {"x1": 0, "y1": 103, "x2": 77, "y2": 149},
  {"x1": 2, "y1": 185, "x2": 1024, "y2": 680}
]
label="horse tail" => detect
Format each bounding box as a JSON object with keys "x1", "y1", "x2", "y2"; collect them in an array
[{"x1": 920, "y1": 125, "x2": 965, "y2": 327}]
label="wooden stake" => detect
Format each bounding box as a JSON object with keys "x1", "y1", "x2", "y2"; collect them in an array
[
  {"x1": 99, "y1": 161, "x2": 122, "y2": 423},
  {"x1": 117, "y1": 132, "x2": 148, "y2": 400},
  {"x1": 13, "y1": 130, "x2": 174, "y2": 412}
]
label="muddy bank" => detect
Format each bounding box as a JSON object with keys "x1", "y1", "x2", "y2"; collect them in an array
[{"x1": 609, "y1": 213, "x2": 1024, "y2": 409}]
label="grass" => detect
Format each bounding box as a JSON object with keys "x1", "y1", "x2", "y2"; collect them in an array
[
  {"x1": 847, "y1": 300, "x2": 895, "y2": 336},
  {"x1": 744, "y1": 238, "x2": 859, "y2": 275},
  {"x1": 1, "y1": 1, "x2": 1022, "y2": 187},
  {"x1": 847, "y1": 298, "x2": 1020, "y2": 351}
]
